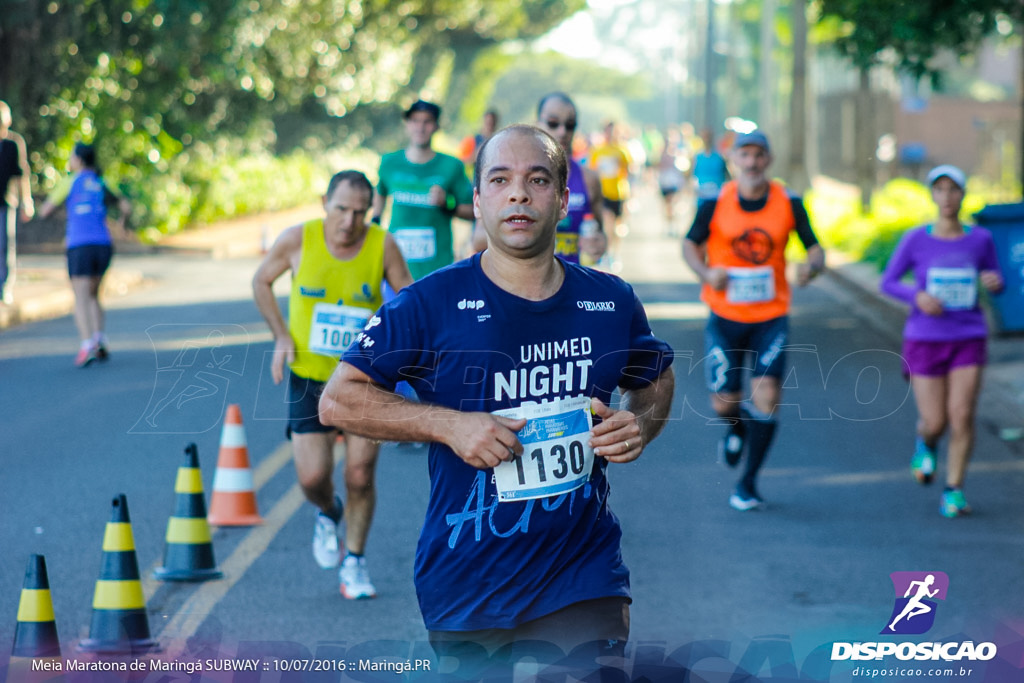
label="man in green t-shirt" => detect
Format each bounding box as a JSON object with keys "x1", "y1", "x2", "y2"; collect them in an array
[{"x1": 373, "y1": 99, "x2": 474, "y2": 281}]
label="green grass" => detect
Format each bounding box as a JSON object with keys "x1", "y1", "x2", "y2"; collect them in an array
[
  {"x1": 804, "y1": 177, "x2": 1015, "y2": 271},
  {"x1": 128, "y1": 145, "x2": 381, "y2": 244}
]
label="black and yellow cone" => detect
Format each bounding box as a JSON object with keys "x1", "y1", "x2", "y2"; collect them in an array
[
  {"x1": 153, "y1": 443, "x2": 223, "y2": 581},
  {"x1": 8, "y1": 554, "x2": 61, "y2": 680},
  {"x1": 77, "y1": 494, "x2": 160, "y2": 654}
]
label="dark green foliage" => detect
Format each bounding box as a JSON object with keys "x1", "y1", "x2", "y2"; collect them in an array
[
  {"x1": 0, "y1": 0, "x2": 582, "y2": 233},
  {"x1": 818, "y1": 0, "x2": 1023, "y2": 79}
]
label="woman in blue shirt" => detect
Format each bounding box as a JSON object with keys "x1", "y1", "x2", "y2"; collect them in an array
[{"x1": 40, "y1": 143, "x2": 130, "y2": 367}]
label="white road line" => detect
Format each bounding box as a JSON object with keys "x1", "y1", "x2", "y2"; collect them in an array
[{"x1": 153, "y1": 440, "x2": 344, "y2": 642}]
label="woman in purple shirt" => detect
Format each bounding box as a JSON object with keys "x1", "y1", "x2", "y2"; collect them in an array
[{"x1": 880, "y1": 165, "x2": 1004, "y2": 518}]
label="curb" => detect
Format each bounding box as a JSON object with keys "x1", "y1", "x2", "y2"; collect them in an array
[
  {"x1": 0, "y1": 268, "x2": 146, "y2": 330},
  {"x1": 822, "y1": 261, "x2": 906, "y2": 347}
]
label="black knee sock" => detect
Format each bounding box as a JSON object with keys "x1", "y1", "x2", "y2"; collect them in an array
[
  {"x1": 731, "y1": 407, "x2": 750, "y2": 440},
  {"x1": 740, "y1": 417, "x2": 777, "y2": 496},
  {"x1": 719, "y1": 406, "x2": 747, "y2": 438}
]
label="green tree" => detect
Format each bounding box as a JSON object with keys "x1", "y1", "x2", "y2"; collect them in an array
[
  {"x1": 0, "y1": 0, "x2": 583, "y2": 232},
  {"x1": 473, "y1": 50, "x2": 652, "y2": 130},
  {"x1": 817, "y1": 0, "x2": 1024, "y2": 196}
]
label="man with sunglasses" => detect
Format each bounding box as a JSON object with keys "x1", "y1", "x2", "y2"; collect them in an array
[
  {"x1": 471, "y1": 93, "x2": 607, "y2": 263},
  {"x1": 536, "y1": 92, "x2": 607, "y2": 265}
]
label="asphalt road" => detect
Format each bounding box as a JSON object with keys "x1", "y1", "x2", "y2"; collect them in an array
[{"x1": 1, "y1": 186, "x2": 1022, "y2": 682}]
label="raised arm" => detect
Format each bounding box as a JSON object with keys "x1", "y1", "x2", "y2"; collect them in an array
[
  {"x1": 581, "y1": 166, "x2": 608, "y2": 258},
  {"x1": 318, "y1": 361, "x2": 526, "y2": 469},
  {"x1": 382, "y1": 231, "x2": 414, "y2": 292},
  {"x1": 12, "y1": 131, "x2": 33, "y2": 220},
  {"x1": 879, "y1": 232, "x2": 919, "y2": 306},
  {"x1": 371, "y1": 190, "x2": 387, "y2": 226},
  {"x1": 589, "y1": 366, "x2": 675, "y2": 463},
  {"x1": 252, "y1": 225, "x2": 302, "y2": 384}
]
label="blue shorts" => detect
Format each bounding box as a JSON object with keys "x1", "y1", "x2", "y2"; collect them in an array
[
  {"x1": 67, "y1": 244, "x2": 113, "y2": 278},
  {"x1": 704, "y1": 313, "x2": 789, "y2": 394},
  {"x1": 286, "y1": 371, "x2": 336, "y2": 436}
]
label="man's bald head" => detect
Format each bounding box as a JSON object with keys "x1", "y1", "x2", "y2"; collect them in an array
[{"x1": 473, "y1": 125, "x2": 567, "y2": 193}]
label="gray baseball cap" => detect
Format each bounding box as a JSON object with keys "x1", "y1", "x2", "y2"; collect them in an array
[{"x1": 733, "y1": 130, "x2": 770, "y2": 153}]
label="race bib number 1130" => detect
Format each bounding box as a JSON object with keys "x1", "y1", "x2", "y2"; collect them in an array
[{"x1": 492, "y1": 396, "x2": 595, "y2": 502}]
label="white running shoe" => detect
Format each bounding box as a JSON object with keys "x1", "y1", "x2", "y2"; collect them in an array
[
  {"x1": 729, "y1": 491, "x2": 765, "y2": 512},
  {"x1": 312, "y1": 514, "x2": 341, "y2": 569},
  {"x1": 339, "y1": 555, "x2": 377, "y2": 599}
]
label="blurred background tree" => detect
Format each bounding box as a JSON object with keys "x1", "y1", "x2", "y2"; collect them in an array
[
  {"x1": 1, "y1": 0, "x2": 1020, "y2": 240},
  {"x1": 817, "y1": 0, "x2": 1024, "y2": 206},
  {"x1": 0, "y1": 0, "x2": 583, "y2": 236}
]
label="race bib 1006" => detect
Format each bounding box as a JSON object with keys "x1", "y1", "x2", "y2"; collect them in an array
[
  {"x1": 926, "y1": 267, "x2": 978, "y2": 310},
  {"x1": 726, "y1": 266, "x2": 775, "y2": 304},
  {"x1": 492, "y1": 396, "x2": 595, "y2": 502},
  {"x1": 393, "y1": 227, "x2": 437, "y2": 262},
  {"x1": 309, "y1": 303, "x2": 371, "y2": 357}
]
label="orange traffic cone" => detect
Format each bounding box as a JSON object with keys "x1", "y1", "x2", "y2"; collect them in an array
[
  {"x1": 77, "y1": 494, "x2": 160, "y2": 654},
  {"x1": 8, "y1": 554, "x2": 61, "y2": 681},
  {"x1": 207, "y1": 404, "x2": 263, "y2": 526},
  {"x1": 153, "y1": 443, "x2": 223, "y2": 581}
]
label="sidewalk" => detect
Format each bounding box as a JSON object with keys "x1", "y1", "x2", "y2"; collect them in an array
[
  {"x1": 0, "y1": 203, "x2": 318, "y2": 330},
  {"x1": 3, "y1": 194, "x2": 1022, "y2": 441}
]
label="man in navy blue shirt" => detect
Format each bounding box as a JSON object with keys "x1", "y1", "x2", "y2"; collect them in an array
[{"x1": 319, "y1": 124, "x2": 675, "y2": 668}]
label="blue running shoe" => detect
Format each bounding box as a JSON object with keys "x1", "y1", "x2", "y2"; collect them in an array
[
  {"x1": 940, "y1": 488, "x2": 971, "y2": 518},
  {"x1": 911, "y1": 438, "x2": 936, "y2": 485}
]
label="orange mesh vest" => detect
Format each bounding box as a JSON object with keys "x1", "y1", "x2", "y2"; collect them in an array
[{"x1": 703, "y1": 180, "x2": 795, "y2": 323}]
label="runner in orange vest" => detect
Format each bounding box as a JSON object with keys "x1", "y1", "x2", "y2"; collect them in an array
[{"x1": 682, "y1": 130, "x2": 825, "y2": 511}]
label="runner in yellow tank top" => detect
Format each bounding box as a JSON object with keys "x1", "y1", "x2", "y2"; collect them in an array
[
  {"x1": 253, "y1": 170, "x2": 412, "y2": 599},
  {"x1": 288, "y1": 217, "x2": 386, "y2": 382}
]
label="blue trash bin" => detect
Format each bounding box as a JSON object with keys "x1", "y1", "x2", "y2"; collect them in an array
[{"x1": 973, "y1": 202, "x2": 1024, "y2": 333}]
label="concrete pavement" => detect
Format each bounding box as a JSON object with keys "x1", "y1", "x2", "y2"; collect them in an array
[
  {"x1": 0, "y1": 203, "x2": 317, "y2": 329},
  {"x1": 3, "y1": 188, "x2": 1022, "y2": 443}
]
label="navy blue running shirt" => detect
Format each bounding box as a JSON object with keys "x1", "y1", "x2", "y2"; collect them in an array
[{"x1": 342, "y1": 252, "x2": 673, "y2": 631}]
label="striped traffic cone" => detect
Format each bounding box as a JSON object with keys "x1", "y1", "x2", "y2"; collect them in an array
[
  {"x1": 77, "y1": 494, "x2": 160, "y2": 654},
  {"x1": 153, "y1": 443, "x2": 223, "y2": 581},
  {"x1": 207, "y1": 404, "x2": 263, "y2": 526},
  {"x1": 8, "y1": 554, "x2": 61, "y2": 681}
]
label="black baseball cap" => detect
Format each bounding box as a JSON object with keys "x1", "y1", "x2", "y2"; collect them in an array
[{"x1": 404, "y1": 99, "x2": 441, "y2": 121}]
